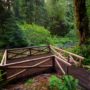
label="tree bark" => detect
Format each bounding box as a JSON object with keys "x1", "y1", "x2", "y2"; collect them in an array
[{"x1": 74, "y1": 0, "x2": 90, "y2": 45}]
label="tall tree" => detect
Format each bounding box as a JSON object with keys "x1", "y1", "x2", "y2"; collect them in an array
[
  {"x1": 74, "y1": 0, "x2": 90, "y2": 45},
  {"x1": 45, "y1": 0, "x2": 69, "y2": 36},
  {"x1": 0, "y1": 0, "x2": 27, "y2": 48}
]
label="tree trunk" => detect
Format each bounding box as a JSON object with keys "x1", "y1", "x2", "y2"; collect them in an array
[{"x1": 74, "y1": 0, "x2": 90, "y2": 45}]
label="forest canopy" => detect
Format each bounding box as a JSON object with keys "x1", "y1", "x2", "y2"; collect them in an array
[
  {"x1": 0, "y1": 0, "x2": 90, "y2": 55},
  {"x1": 0, "y1": 0, "x2": 77, "y2": 49}
]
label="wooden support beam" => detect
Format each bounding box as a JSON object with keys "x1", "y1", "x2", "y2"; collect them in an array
[
  {"x1": 29, "y1": 58, "x2": 50, "y2": 67},
  {"x1": 4, "y1": 55, "x2": 54, "y2": 66},
  {"x1": 50, "y1": 46, "x2": 67, "y2": 61},
  {"x1": 55, "y1": 55, "x2": 71, "y2": 66},
  {"x1": 69, "y1": 55, "x2": 79, "y2": 66},
  {"x1": 7, "y1": 45, "x2": 48, "y2": 51},
  {"x1": 8, "y1": 49, "x2": 29, "y2": 59},
  {"x1": 7, "y1": 69, "x2": 26, "y2": 80},
  {"x1": 55, "y1": 59, "x2": 66, "y2": 75},
  {"x1": 1, "y1": 50, "x2": 7, "y2": 65},
  {"x1": 51, "y1": 45, "x2": 84, "y2": 60},
  {"x1": 7, "y1": 65, "x2": 52, "y2": 69}
]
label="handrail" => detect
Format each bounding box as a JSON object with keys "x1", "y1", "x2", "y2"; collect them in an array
[
  {"x1": 50, "y1": 45, "x2": 84, "y2": 60},
  {"x1": 7, "y1": 45, "x2": 49, "y2": 51},
  {"x1": 55, "y1": 55, "x2": 71, "y2": 66},
  {"x1": 50, "y1": 46, "x2": 67, "y2": 61},
  {"x1": 3, "y1": 55, "x2": 54, "y2": 66},
  {"x1": 0, "y1": 50, "x2": 7, "y2": 65}
]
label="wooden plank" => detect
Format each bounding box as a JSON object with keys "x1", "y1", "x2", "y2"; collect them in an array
[
  {"x1": 7, "y1": 45, "x2": 48, "y2": 51},
  {"x1": 51, "y1": 45, "x2": 84, "y2": 60},
  {"x1": 4, "y1": 50, "x2": 7, "y2": 65},
  {"x1": 50, "y1": 46, "x2": 67, "y2": 61},
  {"x1": 50, "y1": 46, "x2": 71, "y2": 66},
  {"x1": 55, "y1": 55, "x2": 71, "y2": 66},
  {"x1": 31, "y1": 47, "x2": 48, "y2": 52},
  {"x1": 4, "y1": 55, "x2": 54, "y2": 66},
  {"x1": 55, "y1": 59, "x2": 66, "y2": 75},
  {"x1": 7, "y1": 65, "x2": 52, "y2": 69},
  {"x1": 83, "y1": 65, "x2": 90, "y2": 69},
  {"x1": 8, "y1": 49, "x2": 29, "y2": 54},
  {"x1": 8, "y1": 49, "x2": 29, "y2": 59},
  {"x1": 69, "y1": 55, "x2": 79, "y2": 66},
  {"x1": 7, "y1": 69, "x2": 26, "y2": 80},
  {"x1": 1, "y1": 50, "x2": 7, "y2": 65},
  {"x1": 27, "y1": 58, "x2": 50, "y2": 67}
]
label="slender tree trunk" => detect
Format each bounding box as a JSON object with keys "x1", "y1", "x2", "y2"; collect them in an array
[{"x1": 74, "y1": 0, "x2": 90, "y2": 45}]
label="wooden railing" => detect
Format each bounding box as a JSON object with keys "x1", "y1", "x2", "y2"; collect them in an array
[
  {"x1": 7, "y1": 45, "x2": 50, "y2": 60},
  {"x1": 0, "y1": 50, "x2": 7, "y2": 65},
  {"x1": 50, "y1": 45, "x2": 84, "y2": 66},
  {"x1": 0, "y1": 45, "x2": 50, "y2": 65},
  {"x1": 0, "y1": 45, "x2": 85, "y2": 82},
  {"x1": 6, "y1": 55, "x2": 54, "y2": 81}
]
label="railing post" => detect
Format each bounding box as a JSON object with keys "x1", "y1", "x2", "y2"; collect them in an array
[
  {"x1": 66, "y1": 56, "x2": 70, "y2": 74},
  {"x1": 48, "y1": 45, "x2": 51, "y2": 53},
  {"x1": 29, "y1": 48, "x2": 32, "y2": 56},
  {"x1": 0, "y1": 66, "x2": 7, "y2": 87},
  {"x1": 4, "y1": 50, "x2": 8, "y2": 65},
  {"x1": 6, "y1": 50, "x2": 8, "y2": 61},
  {"x1": 52, "y1": 56, "x2": 56, "y2": 72},
  {"x1": 79, "y1": 59, "x2": 82, "y2": 67}
]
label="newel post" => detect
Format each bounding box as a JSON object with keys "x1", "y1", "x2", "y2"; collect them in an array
[
  {"x1": 66, "y1": 56, "x2": 70, "y2": 74},
  {"x1": 29, "y1": 48, "x2": 32, "y2": 56},
  {"x1": 52, "y1": 56, "x2": 56, "y2": 72},
  {"x1": 48, "y1": 45, "x2": 51, "y2": 53},
  {"x1": 0, "y1": 66, "x2": 7, "y2": 87}
]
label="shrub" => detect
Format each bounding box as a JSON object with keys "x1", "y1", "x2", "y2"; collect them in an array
[
  {"x1": 62, "y1": 75, "x2": 78, "y2": 90},
  {"x1": 67, "y1": 45, "x2": 90, "y2": 65},
  {"x1": 0, "y1": 17, "x2": 27, "y2": 49},
  {"x1": 0, "y1": 70, "x2": 5, "y2": 89},
  {"x1": 49, "y1": 75, "x2": 78, "y2": 90},
  {"x1": 25, "y1": 79, "x2": 34, "y2": 85},
  {"x1": 49, "y1": 75, "x2": 62, "y2": 90},
  {"x1": 19, "y1": 23, "x2": 51, "y2": 46}
]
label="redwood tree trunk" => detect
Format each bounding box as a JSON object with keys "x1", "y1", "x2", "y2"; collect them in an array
[{"x1": 74, "y1": 0, "x2": 90, "y2": 45}]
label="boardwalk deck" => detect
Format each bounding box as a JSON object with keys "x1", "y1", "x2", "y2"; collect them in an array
[
  {"x1": 0, "y1": 45, "x2": 90, "y2": 90},
  {"x1": 68, "y1": 66, "x2": 90, "y2": 90}
]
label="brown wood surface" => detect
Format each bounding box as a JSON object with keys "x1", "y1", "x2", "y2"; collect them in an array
[{"x1": 0, "y1": 45, "x2": 90, "y2": 90}]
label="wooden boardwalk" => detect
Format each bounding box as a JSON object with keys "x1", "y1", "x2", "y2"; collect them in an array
[
  {"x1": 0, "y1": 45, "x2": 90, "y2": 90},
  {"x1": 68, "y1": 66, "x2": 90, "y2": 90}
]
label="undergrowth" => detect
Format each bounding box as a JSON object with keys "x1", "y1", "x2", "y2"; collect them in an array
[{"x1": 49, "y1": 75, "x2": 78, "y2": 90}]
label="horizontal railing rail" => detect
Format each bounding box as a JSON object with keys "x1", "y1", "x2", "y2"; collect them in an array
[{"x1": 50, "y1": 45, "x2": 84, "y2": 66}]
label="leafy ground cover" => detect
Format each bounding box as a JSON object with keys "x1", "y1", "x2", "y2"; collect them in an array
[
  {"x1": 5, "y1": 74, "x2": 81, "y2": 90},
  {"x1": 24, "y1": 74, "x2": 83, "y2": 90}
]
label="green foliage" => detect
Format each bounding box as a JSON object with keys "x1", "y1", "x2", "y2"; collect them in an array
[
  {"x1": 86, "y1": 0, "x2": 90, "y2": 30},
  {"x1": 45, "y1": 0, "x2": 68, "y2": 36},
  {"x1": 16, "y1": 0, "x2": 48, "y2": 27},
  {"x1": 25, "y1": 79, "x2": 34, "y2": 85},
  {"x1": 0, "y1": 70, "x2": 5, "y2": 89},
  {"x1": 67, "y1": 45, "x2": 90, "y2": 65},
  {"x1": 0, "y1": 17, "x2": 27, "y2": 49},
  {"x1": 19, "y1": 23, "x2": 77, "y2": 46},
  {"x1": 0, "y1": 52, "x2": 3, "y2": 62},
  {"x1": 49, "y1": 75, "x2": 78, "y2": 90},
  {"x1": 45, "y1": 0, "x2": 75, "y2": 37},
  {"x1": 45, "y1": 0, "x2": 67, "y2": 20},
  {"x1": 49, "y1": 75, "x2": 62, "y2": 90},
  {"x1": 0, "y1": 70, "x2": 3, "y2": 82},
  {"x1": 19, "y1": 23, "x2": 51, "y2": 45},
  {"x1": 62, "y1": 75, "x2": 79, "y2": 90}
]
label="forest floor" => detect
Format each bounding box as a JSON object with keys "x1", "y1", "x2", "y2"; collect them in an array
[
  {"x1": 4, "y1": 74, "x2": 53, "y2": 90},
  {"x1": 4, "y1": 73, "x2": 84, "y2": 90}
]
